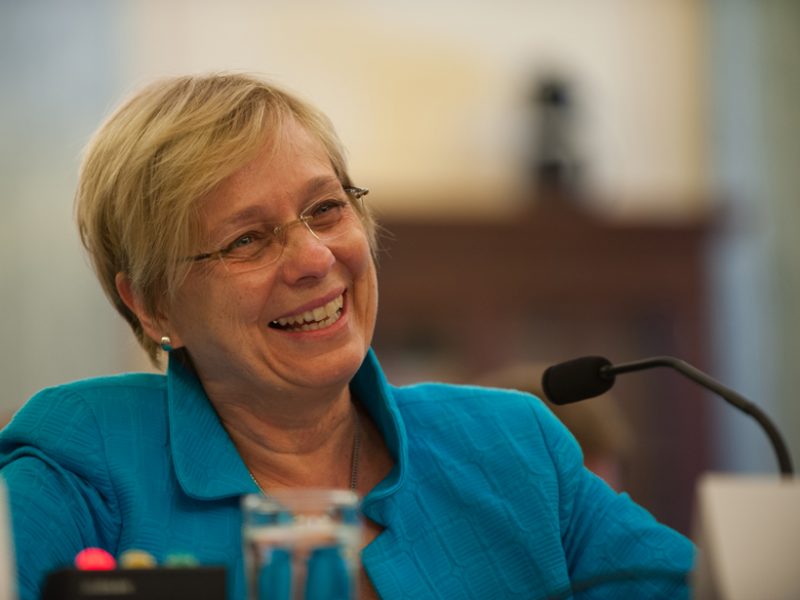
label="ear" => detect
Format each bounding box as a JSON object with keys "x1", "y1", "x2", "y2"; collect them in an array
[{"x1": 115, "y1": 273, "x2": 185, "y2": 349}]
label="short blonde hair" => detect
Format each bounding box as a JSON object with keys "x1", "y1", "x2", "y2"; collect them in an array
[{"x1": 76, "y1": 73, "x2": 376, "y2": 367}]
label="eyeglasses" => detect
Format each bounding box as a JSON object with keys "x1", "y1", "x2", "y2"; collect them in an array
[{"x1": 190, "y1": 186, "x2": 369, "y2": 274}]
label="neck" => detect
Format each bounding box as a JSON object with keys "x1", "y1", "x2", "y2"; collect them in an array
[{"x1": 211, "y1": 385, "x2": 360, "y2": 490}]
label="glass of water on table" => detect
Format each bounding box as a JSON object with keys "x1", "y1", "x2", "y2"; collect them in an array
[{"x1": 242, "y1": 490, "x2": 363, "y2": 600}]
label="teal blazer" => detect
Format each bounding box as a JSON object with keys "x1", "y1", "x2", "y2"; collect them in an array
[{"x1": 0, "y1": 350, "x2": 693, "y2": 599}]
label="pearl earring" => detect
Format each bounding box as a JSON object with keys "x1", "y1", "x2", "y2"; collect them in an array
[{"x1": 160, "y1": 336, "x2": 173, "y2": 352}]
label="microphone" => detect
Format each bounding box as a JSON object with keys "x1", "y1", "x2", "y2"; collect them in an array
[{"x1": 541, "y1": 355, "x2": 794, "y2": 477}]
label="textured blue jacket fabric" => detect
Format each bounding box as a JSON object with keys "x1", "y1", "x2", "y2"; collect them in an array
[{"x1": 0, "y1": 349, "x2": 693, "y2": 599}]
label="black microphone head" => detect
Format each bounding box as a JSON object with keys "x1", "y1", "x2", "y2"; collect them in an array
[{"x1": 542, "y1": 356, "x2": 615, "y2": 405}]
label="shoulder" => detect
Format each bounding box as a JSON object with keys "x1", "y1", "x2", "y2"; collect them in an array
[
  {"x1": 390, "y1": 381, "x2": 574, "y2": 465},
  {"x1": 1, "y1": 372, "x2": 168, "y2": 459},
  {"x1": 391, "y1": 381, "x2": 556, "y2": 430},
  {"x1": 18, "y1": 371, "x2": 165, "y2": 410},
  {"x1": 392, "y1": 380, "x2": 539, "y2": 406},
  {"x1": 43, "y1": 371, "x2": 166, "y2": 400},
  {"x1": 11, "y1": 371, "x2": 166, "y2": 420}
]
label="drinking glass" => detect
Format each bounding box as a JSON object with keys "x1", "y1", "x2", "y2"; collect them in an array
[{"x1": 242, "y1": 490, "x2": 362, "y2": 600}]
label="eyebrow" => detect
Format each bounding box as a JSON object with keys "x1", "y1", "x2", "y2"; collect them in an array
[
  {"x1": 207, "y1": 175, "x2": 344, "y2": 239},
  {"x1": 301, "y1": 174, "x2": 344, "y2": 198}
]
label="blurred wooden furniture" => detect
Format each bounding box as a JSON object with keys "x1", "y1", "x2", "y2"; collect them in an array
[{"x1": 372, "y1": 203, "x2": 716, "y2": 535}]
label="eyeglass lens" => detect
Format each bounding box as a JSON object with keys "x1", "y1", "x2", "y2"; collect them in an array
[{"x1": 218, "y1": 191, "x2": 366, "y2": 273}]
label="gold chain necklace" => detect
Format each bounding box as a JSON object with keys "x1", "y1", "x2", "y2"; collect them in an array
[{"x1": 247, "y1": 408, "x2": 362, "y2": 493}]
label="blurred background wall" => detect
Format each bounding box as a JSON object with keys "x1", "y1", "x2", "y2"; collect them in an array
[{"x1": 1, "y1": 0, "x2": 797, "y2": 534}]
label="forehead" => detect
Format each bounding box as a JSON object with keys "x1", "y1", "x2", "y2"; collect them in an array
[{"x1": 198, "y1": 119, "x2": 339, "y2": 228}]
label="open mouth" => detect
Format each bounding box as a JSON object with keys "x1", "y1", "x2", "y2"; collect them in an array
[{"x1": 269, "y1": 293, "x2": 344, "y2": 332}]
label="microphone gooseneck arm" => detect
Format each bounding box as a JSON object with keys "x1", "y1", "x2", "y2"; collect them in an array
[{"x1": 599, "y1": 356, "x2": 794, "y2": 477}]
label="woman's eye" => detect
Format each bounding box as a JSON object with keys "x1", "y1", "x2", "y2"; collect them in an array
[
  {"x1": 309, "y1": 199, "x2": 346, "y2": 218},
  {"x1": 226, "y1": 231, "x2": 270, "y2": 254},
  {"x1": 231, "y1": 234, "x2": 255, "y2": 248}
]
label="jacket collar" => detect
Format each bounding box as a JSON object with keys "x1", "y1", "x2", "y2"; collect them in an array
[
  {"x1": 350, "y1": 350, "x2": 407, "y2": 507},
  {"x1": 167, "y1": 356, "x2": 259, "y2": 500},
  {"x1": 166, "y1": 349, "x2": 407, "y2": 503}
]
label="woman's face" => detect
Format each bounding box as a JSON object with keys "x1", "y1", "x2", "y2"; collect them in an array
[{"x1": 164, "y1": 118, "x2": 378, "y2": 400}]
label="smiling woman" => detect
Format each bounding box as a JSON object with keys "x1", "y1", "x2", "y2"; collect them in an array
[
  {"x1": 0, "y1": 73, "x2": 693, "y2": 600},
  {"x1": 74, "y1": 74, "x2": 377, "y2": 368}
]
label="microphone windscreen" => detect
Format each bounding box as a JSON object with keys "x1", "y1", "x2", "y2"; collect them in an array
[{"x1": 542, "y1": 356, "x2": 615, "y2": 405}]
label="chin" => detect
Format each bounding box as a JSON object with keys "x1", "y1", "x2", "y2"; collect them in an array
[{"x1": 267, "y1": 341, "x2": 369, "y2": 390}]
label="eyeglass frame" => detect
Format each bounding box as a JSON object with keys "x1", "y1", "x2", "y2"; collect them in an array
[{"x1": 187, "y1": 186, "x2": 369, "y2": 269}]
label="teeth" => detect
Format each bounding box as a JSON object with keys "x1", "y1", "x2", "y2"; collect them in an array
[{"x1": 272, "y1": 294, "x2": 344, "y2": 330}]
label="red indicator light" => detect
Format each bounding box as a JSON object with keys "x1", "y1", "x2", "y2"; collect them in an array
[{"x1": 74, "y1": 547, "x2": 117, "y2": 571}]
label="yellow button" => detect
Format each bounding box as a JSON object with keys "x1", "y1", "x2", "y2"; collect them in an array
[{"x1": 118, "y1": 549, "x2": 157, "y2": 569}]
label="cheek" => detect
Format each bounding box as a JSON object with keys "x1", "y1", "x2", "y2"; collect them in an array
[
  {"x1": 352, "y1": 246, "x2": 379, "y2": 321},
  {"x1": 334, "y1": 236, "x2": 377, "y2": 321},
  {"x1": 341, "y1": 234, "x2": 375, "y2": 280},
  {"x1": 170, "y1": 276, "x2": 269, "y2": 339}
]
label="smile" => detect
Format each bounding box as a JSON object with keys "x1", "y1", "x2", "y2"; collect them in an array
[{"x1": 269, "y1": 294, "x2": 344, "y2": 332}]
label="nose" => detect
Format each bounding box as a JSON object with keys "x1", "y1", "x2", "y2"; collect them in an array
[{"x1": 278, "y1": 221, "x2": 336, "y2": 282}]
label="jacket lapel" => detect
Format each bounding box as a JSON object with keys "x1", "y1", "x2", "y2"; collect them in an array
[{"x1": 166, "y1": 356, "x2": 258, "y2": 500}]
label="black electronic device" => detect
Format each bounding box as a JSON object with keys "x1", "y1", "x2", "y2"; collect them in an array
[{"x1": 41, "y1": 567, "x2": 226, "y2": 600}]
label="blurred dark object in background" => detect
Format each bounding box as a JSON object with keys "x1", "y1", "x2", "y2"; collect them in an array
[{"x1": 529, "y1": 75, "x2": 584, "y2": 203}]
